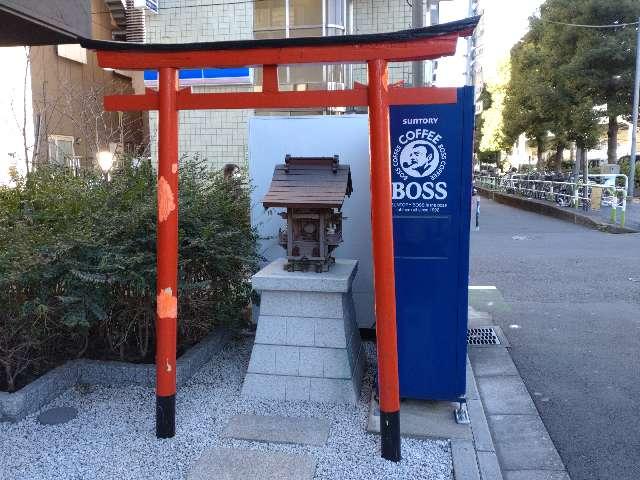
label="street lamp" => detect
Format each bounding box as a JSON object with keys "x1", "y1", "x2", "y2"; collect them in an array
[{"x1": 97, "y1": 150, "x2": 114, "y2": 180}]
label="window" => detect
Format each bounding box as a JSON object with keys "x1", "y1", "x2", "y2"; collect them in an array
[
  {"x1": 289, "y1": 0, "x2": 322, "y2": 28},
  {"x1": 48, "y1": 135, "x2": 75, "y2": 166},
  {"x1": 253, "y1": 0, "x2": 352, "y2": 92},
  {"x1": 254, "y1": 0, "x2": 286, "y2": 35},
  {"x1": 254, "y1": 0, "x2": 349, "y2": 37},
  {"x1": 326, "y1": 0, "x2": 345, "y2": 28}
]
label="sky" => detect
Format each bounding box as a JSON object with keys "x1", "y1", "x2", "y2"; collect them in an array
[{"x1": 436, "y1": 0, "x2": 545, "y2": 87}]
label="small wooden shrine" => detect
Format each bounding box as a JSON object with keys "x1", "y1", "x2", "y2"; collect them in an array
[{"x1": 263, "y1": 155, "x2": 353, "y2": 272}]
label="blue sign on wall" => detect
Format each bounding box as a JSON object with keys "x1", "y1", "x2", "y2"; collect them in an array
[
  {"x1": 391, "y1": 86, "x2": 474, "y2": 401},
  {"x1": 143, "y1": 68, "x2": 252, "y2": 87},
  {"x1": 133, "y1": 0, "x2": 159, "y2": 13}
]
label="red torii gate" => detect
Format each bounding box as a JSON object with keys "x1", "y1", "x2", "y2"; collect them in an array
[{"x1": 81, "y1": 17, "x2": 478, "y2": 461}]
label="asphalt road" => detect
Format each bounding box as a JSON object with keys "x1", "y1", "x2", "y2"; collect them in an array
[{"x1": 469, "y1": 198, "x2": 640, "y2": 480}]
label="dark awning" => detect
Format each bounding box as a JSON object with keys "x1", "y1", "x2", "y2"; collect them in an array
[{"x1": 0, "y1": 0, "x2": 90, "y2": 46}]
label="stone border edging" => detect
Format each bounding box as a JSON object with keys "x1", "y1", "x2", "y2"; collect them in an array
[
  {"x1": 451, "y1": 357, "x2": 503, "y2": 480},
  {"x1": 0, "y1": 330, "x2": 229, "y2": 422},
  {"x1": 476, "y1": 186, "x2": 639, "y2": 234}
]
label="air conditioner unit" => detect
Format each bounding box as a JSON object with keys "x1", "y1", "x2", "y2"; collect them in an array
[
  {"x1": 112, "y1": 29, "x2": 127, "y2": 41},
  {"x1": 126, "y1": 0, "x2": 147, "y2": 42}
]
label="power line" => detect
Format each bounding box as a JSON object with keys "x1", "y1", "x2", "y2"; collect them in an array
[{"x1": 542, "y1": 19, "x2": 639, "y2": 29}]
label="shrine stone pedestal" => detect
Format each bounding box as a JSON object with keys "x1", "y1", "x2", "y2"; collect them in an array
[{"x1": 241, "y1": 258, "x2": 364, "y2": 404}]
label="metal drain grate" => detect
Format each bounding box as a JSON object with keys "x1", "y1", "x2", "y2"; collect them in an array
[{"x1": 467, "y1": 327, "x2": 501, "y2": 345}]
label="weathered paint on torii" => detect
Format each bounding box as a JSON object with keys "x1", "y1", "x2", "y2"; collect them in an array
[{"x1": 80, "y1": 16, "x2": 478, "y2": 462}]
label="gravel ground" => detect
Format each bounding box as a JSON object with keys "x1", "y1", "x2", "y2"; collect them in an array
[{"x1": 0, "y1": 337, "x2": 452, "y2": 480}]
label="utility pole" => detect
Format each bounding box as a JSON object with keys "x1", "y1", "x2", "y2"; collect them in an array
[{"x1": 628, "y1": 17, "x2": 640, "y2": 198}]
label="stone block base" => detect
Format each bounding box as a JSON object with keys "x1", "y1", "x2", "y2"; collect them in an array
[{"x1": 242, "y1": 259, "x2": 363, "y2": 404}]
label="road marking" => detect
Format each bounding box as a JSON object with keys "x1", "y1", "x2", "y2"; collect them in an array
[{"x1": 469, "y1": 286, "x2": 497, "y2": 290}]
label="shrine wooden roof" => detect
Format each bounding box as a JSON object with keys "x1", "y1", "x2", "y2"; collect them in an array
[{"x1": 262, "y1": 156, "x2": 353, "y2": 209}]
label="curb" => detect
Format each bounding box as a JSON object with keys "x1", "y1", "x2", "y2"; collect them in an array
[
  {"x1": 451, "y1": 357, "x2": 503, "y2": 480},
  {"x1": 466, "y1": 339, "x2": 570, "y2": 480},
  {"x1": 0, "y1": 330, "x2": 229, "y2": 422},
  {"x1": 476, "y1": 187, "x2": 639, "y2": 234}
]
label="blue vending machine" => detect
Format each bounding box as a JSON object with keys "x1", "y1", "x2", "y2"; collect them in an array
[{"x1": 390, "y1": 86, "x2": 474, "y2": 402}]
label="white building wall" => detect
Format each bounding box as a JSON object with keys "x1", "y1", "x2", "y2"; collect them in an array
[
  {"x1": 249, "y1": 115, "x2": 376, "y2": 327},
  {"x1": 352, "y1": 0, "x2": 414, "y2": 85},
  {"x1": 146, "y1": 0, "x2": 253, "y2": 169},
  {"x1": 0, "y1": 47, "x2": 33, "y2": 184}
]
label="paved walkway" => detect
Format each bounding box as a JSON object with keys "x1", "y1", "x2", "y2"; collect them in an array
[
  {"x1": 585, "y1": 198, "x2": 640, "y2": 230},
  {"x1": 468, "y1": 309, "x2": 568, "y2": 480},
  {"x1": 471, "y1": 199, "x2": 640, "y2": 480}
]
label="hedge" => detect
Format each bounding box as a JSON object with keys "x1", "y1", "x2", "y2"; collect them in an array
[{"x1": 0, "y1": 158, "x2": 259, "y2": 392}]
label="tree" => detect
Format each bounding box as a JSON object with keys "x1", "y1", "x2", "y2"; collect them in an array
[
  {"x1": 502, "y1": 32, "x2": 553, "y2": 169},
  {"x1": 478, "y1": 61, "x2": 510, "y2": 168},
  {"x1": 502, "y1": 8, "x2": 605, "y2": 172},
  {"x1": 474, "y1": 86, "x2": 492, "y2": 157},
  {"x1": 539, "y1": 0, "x2": 640, "y2": 164}
]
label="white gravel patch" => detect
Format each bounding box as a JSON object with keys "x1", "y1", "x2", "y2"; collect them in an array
[{"x1": 0, "y1": 338, "x2": 452, "y2": 480}]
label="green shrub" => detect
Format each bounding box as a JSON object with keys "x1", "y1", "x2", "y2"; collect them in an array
[{"x1": 0, "y1": 158, "x2": 259, "y2": 391}]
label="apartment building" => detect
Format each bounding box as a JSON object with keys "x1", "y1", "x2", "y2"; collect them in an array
[
  {"x1": 0, "y1": 0, "x2": 145, "y2": 182},
  {"x1": 144, "y1": 0, "x2": 465, "y2": 169}
]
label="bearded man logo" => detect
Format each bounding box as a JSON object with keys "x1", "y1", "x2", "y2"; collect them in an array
[{"x1": 399, "y1": 140, "x2": 440, "y2": 178}]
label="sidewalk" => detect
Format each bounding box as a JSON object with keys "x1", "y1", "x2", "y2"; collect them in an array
[
  {"x1": 466, "y1": 307, "x2": 569, "y2": 480},
  {"x1": 476, "y1": 187, "x2": 639, "y2": 233},
  {"x1": 366, "y1": 304, "x2": 570, "y2": 480},
  {"x1": 589, "y1": 199, "x2": 640, "y2": 231}
]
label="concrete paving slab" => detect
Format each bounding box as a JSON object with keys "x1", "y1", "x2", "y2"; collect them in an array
[
  {"x1": 468, "y1": 305, "x2": 494, "y2": 326},
  {"x1": 221, "y1": 414, "x2": 330, "y2": 446},
  {"x1": 469, "y1": 347, "x2": 519, "y2": 377},
  {"x1": 488, "y1": 414, "x2": 565, "y2": 472},
  {"x1": 187, "y1": 448, "x2": 315, "y2": 480},
  {"x1": 477, "y1": 451, "x2": 503, "y2": 480},
  {"x1": 367, "y1": 398, "x2": 472, "y2": 440},
  {"x1": 503, "y1": 471, "x2": 570, "y2": 480},
  {"x1": 477, "y1": 376, "x2": 537, "y2": 415},
  {"x1": 451, "y1": 439, "x2": 481, "y2": 480},
  {"x1": 468, "y1": 288, "x2": 511, "y2": 315}
]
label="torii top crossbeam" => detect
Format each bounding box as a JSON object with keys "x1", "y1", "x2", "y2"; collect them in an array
[
  {"x1": 80, "y1": 16, "x2": 479, "y2": 462},
  {"x1": 81, "y1": 17, "x2": 478, "y2": 111}
]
